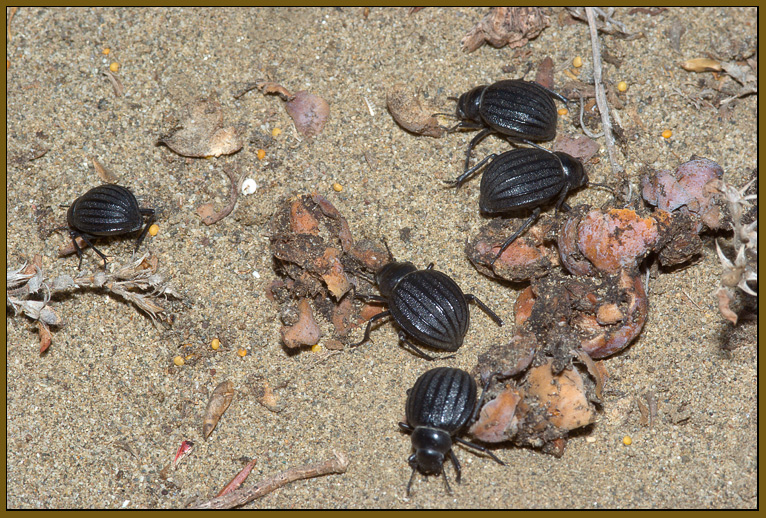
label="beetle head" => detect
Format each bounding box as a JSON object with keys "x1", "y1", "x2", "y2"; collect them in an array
[
  {"x1": 410, "y1": 427, "x2": 452, "y2": 475},
  {"x1": 376, "y1": 261, "x2": 417, "y2": 298},
  {"x1": 455, "y1": 85, "x2": 487, "y2": 123},
  {"x1": 555, "y1": 152, "x2": 588, "y2": 188}
]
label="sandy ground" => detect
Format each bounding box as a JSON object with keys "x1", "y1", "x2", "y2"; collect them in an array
[{"x1": 5, "y1": 7, "x2": 758, "y2": 509}]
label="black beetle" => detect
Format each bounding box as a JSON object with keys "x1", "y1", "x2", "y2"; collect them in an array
[
  {"x1": 450, "y1": 79, "x2": 569, "y2": 171},
  {"x1": 399, "y1": 367, "x2": 504, "y2": 495},
  {"x1": 65, "y1": 184, "x2": 156, "y2": 269},
  {"x1": 447, "y1": 147, "x2": 588, "y2": 263},
  {"x1": 351, "y1": 259, "x2": 503, "y2": 360}
]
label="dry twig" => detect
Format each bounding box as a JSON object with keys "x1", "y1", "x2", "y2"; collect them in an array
[
  {"x1": 585, "y1": 7, "x2": 624, "y2": 178},
  {"x1": 192, "y1": 450, "x2": 349, "y2": 509}
]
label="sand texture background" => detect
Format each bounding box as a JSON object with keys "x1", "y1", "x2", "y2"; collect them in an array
[{"x1": 6, "y1": 7, "x2": 757, "y2": 509}]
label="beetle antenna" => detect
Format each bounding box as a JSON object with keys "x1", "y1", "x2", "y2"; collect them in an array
[
  {"x1": 382, "y1": 237, "x2": 395, "y2": 262},
  {"x1": 406, "y1": 468, "x2": 417, "y2": 497},
  {"x1": 441, "y1": 467, "x2": 453, "y2": 495}
]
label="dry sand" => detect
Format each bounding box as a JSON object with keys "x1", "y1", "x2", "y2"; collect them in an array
[{"x1": 6, "y1": 7, "x2": 757, "y2": 509}]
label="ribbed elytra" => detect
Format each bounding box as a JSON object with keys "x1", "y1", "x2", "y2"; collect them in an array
[
  {"x1": 479, "y1": 80, "x2": 558, "y2": 141},
  {"x1": 64, "y1": 184, "x2": 156, "y2": 269},
  {"x1": 389, "y1": 270, "x2": 469, "y2": 352},
  {"x1": 68, "y1": 184, "x2": 144, "y2": 235},
  {"x1": 479, "y1": 147, "x2": 583, "y2": 213},
  {"x1": 351, "y1": 261, "x2": 503, "y2": 360},
  {"x1": 406, "y1": 367, "x2": 476, "y2": 432},
  {"x1": 399, "y1": 367, "x2": 504, "y2": 495},
  {"x1": 450, "y1": 79, "x2": 569, "y2": 172}
]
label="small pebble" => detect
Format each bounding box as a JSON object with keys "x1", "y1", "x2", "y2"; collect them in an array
[
  {"x1": 241, "y1": 178, "x2": 257, "y2": 195},
  {"x1": 109, "y1": 62, "x2": 120, "y2": 72}
]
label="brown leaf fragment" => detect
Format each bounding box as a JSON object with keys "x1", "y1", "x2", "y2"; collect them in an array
[
  {"x1": 217, "y1": 458, "x2": 258, "y2": 498},
  {"x1": 716, "y1": 287, "x2": 738, "y2": 325},
  {"x1": 158, "y1": 96, "x2": 243, "y2": 158},
  {"x1": 553, "y1": 133, "x2": 601, "y2": 163},
  {"x1": 386, "y1": 83, "x2": 445, "y2": 138},
  {"x1": 461, "y1": 7, "x2": 550, "y2": 53},
  {"x1": 92, "y1": 156, "x2": 120, "y2": 183},
  {"x1": 256, "y1": 81, "x2": 293, "y2": 100},
  {"x1": 285, "y1": 91, "x2": 330, "y2": 137},
  {"x1": 38, "y1": 321, "x2": 52, "y2": 355},
  {"x1": 535, "y1": 56, "x2": 554, "y2": 90},
  {"x1": 680, "y1": 58, "x2": 722, "y2": 73},
  {"x1": 203, "y1": 380, "x2": 235, "y2": 440},
  {"x1": 280, "y1": 298, "x2": 322, "y2": 348}
]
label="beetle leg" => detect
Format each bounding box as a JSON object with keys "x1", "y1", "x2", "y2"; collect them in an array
[
  {"x1": 399, "y1": 333, "x2": 456, "y2": 361},
  {"x1": 537, "y1": 83, "x2": 571, "y2": 104},
  {"x1": 516, "y1": 138, "x2": 554, "y2": 154},
  {"x1": 453, "y1": 436, "x2": 505, "y2": 466},
  {"x1": 406, "y1": 467, "x2": 417, "y2": 497},
  {"x1": 463, "y1": 294, "x2": 503, "y2": 326},
  {"x1": 445, "y1": 153, "x2": 498, "y2": 189},
  {"x1": 73, "y1": 232, "x2": 109, "y2": 270},
  {"x1": 349, "y1": 310, "x2": 391, "y2": 347},
  {"x1": 398, "y1": 421, "x2": 414, "y2": 432},
  {"x1": 133, "y1": 210, "x2": 157, "y2": 253},
  {"x1": 490, "y1": 208, "x2": 541, "y2": 266},
  {"x1": 355, "y1": 293, "x2": 387, "y2": 303},
  {"x1": 470, "y1": 376, "x2": 493, "y2": 423},
  {"x1": 464, "y1": 127, "x2": 495, "y2": 171},
  {"x1": 448, "y1": 449, "x2": 462, "y2": 485},
  {"x1": 446, "y1": 120, "x2": 485, "y2": 133}
]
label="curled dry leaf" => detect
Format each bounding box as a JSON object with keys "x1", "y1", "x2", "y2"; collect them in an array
[
  {"x1": 203, "y1": 380, "x2": 235, "y2": 440},
  {"x1": 386, "y1": 83, "x2": 445, "y2": 138},
  {"x1": 461, "y1": 7, "x2": 550, "y2": 53},
  {"x1": 285, "y1": 91, "x2": 331, "y2": 137},
  {"x1": 159, "y1": 96, "x2": 243, "y2": 158},
  {"x1": 680, "y1": 57, "x2": 722, "y2": 73}
]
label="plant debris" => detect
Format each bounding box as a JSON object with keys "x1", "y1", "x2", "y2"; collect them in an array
[
  {"x1": 7, "y1": 253, "x2": 180, "y2": 353},
  {"x1": 216, "y1": 458, "x2": 258, "y2": 498},
  {"x1": 192, "y1": 451, "x2": 349, "y2": 509},
  {"x1": 461, "y1": 7, "x2": 550, "y2": 53},
  {"x1": 268, "y1": 193, "x2": 388, "y2": 351},
  {"x1": 243, "y1": 81, "x2": 330, "y2": 137},
  {"x1": 386, "y1": 83, "x2": 445, "y2": 138},
  {"x1": 196, "y1": 164, "x2": 244, "y2": 225},
  {"x1": 91, "y1": 156, "x2": 121, "y2": 183},
  {"x1": 202, "y1": 380, "x2": 235, "y2": 440},
  {"x1": 158, "y1": 95, "x2": 243, "y2": 158}
]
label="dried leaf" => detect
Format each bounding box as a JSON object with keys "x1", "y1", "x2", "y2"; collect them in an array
[
  {"x1": 103, "y1": 70, "x2": 124, "y2": 97},
  {"x1": 92, "y1": 156, "x2": 120, "y2": 183},
  {"x1": 159, "y1": 96, "x2": 243, "y2": 158},
  {"x1": 535, "y1": 56, "x2": 554, "y2": 90},
  {"x1": 216, "y1": 458, "x2": 257, "y2": 498},
  {"x1": 280, "y1": 298, "x2": 322, "y2": 348},
  {"x1": 38, "y1": 321, "x2": 52, "y2": 355},
  {"x1": 716, "y1": 287, "x2": 738, "y2": 325},
  {"x1": 203, "y1": 380, "x2": 235, "y2": 440},
  {"x1": 680, "y1": 58, "x2": 722, "y2": 73},
  {"x1": 461, "y1": 7, "x2": 550, "y2": 53},
  {"x1": 256, "y1": 81, "x2": 292, "y2": 100},
  {"x1": 386, "y1": 83, "x2": 445, "y2": 138},
  {"x1": 284, "y1": 91, "x2": 331, "y2": 137}
]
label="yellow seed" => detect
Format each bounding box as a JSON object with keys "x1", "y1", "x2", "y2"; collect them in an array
[
  {"x1": 332, "y1": 182, "x2": 343, "y2": 192},
  {"x1": 102, "y1": 48, "x2": 110, "y2": 55},
  {"x1": 271, "y1": 127, "x2": 282, "y2": 138},
  {"x1": 211, "y1": 338, "x2": 220, "y2": 350},
  {"x1": 623, "y1": 435, "x2": 633, "y2": 446},
  {"x1": 311, "y1": 343, "x2": 323, "y2": 353},
  {"x1": 557, "y1": 108, "x2": 568, "y2": 116},
  {"x1": 257, "y1": 149, "x2": 266, "y2": 160},
  {"x1": 148, "y1": 223, "x2": 159, "y2": 237},
  {"x1": 173, "y1": 356, "x2": 184, "y2": 367},
  {"x1": 237, "y1": 348, "x2": 247, "y2": 357},
  {"x1": 617, "y1": 81, "x2": 628, "y2": 92},
  {"x1": 109, "y1": 62, "x2": 119, "y2": 72},
  {"x1": 572, "y1": 56, "x2": 583, "y2": 68},
  {"x1": 662, "y1": 129, "x2": 672, "y2": 139}
]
